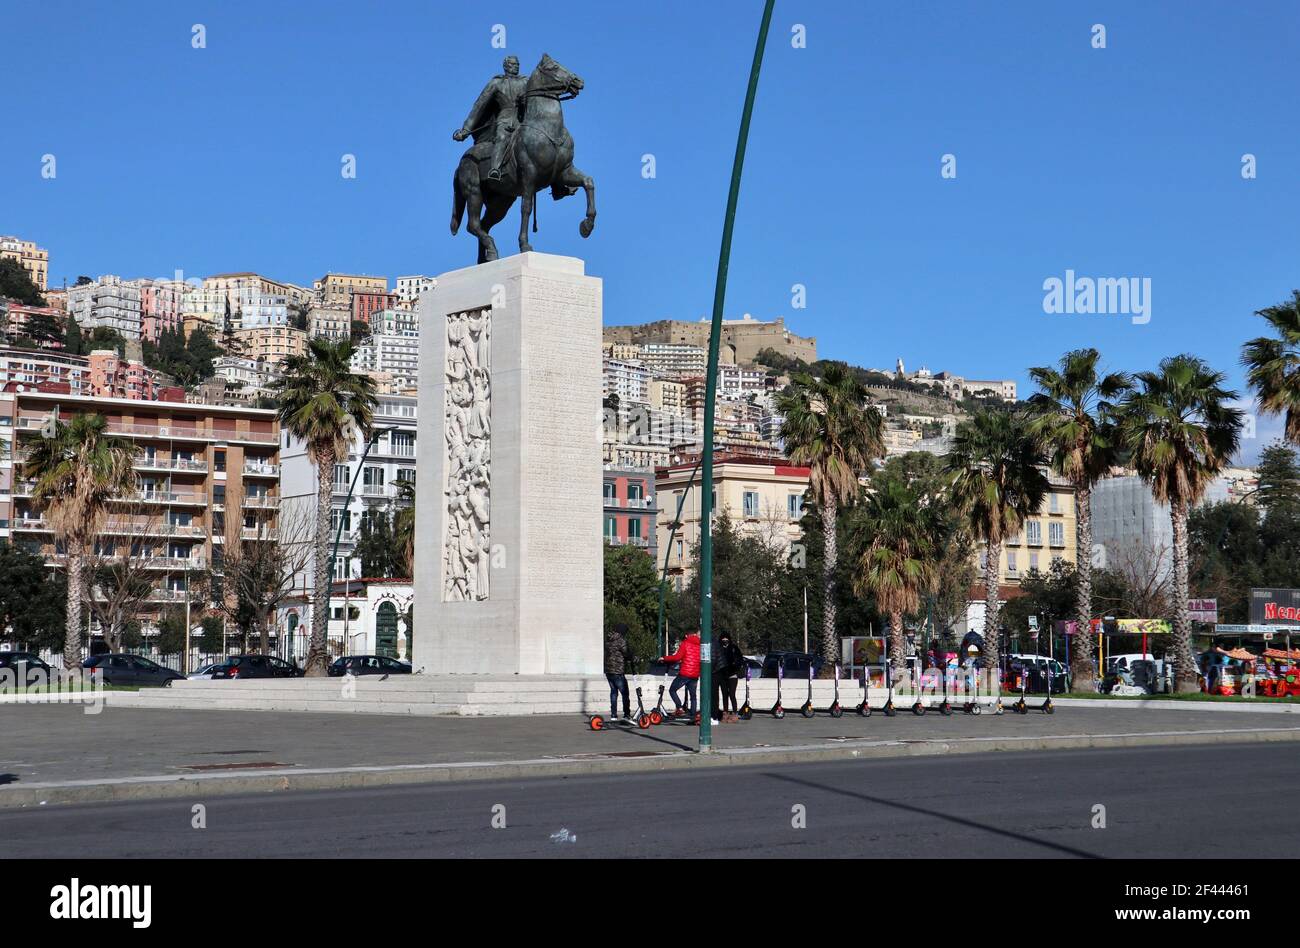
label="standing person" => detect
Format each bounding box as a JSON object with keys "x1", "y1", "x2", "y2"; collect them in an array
[
  {"x1": 659, "y1": 629, "x2": 700, "y2": 718},
  {"x1": 714, "y1": 631, "x2": 745, "y2": 723},
  {"x1": 604, "y1": 622, "x2": 632, "y2": 720}
]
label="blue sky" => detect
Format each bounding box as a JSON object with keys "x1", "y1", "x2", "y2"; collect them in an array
[{"x1": 4, "y1": 1, "x2": 1298, "y2": 453}]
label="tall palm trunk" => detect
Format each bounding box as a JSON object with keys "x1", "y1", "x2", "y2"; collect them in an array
[
  {"x1": 820, "y1": 498, "x2": 838, "y2": 667},
  {"x1": 1072, "y1": 483, "x2": 1097, "y2": 692},
  {"x1": 63, "y1": 546, "x2": 85, "y2": 674},
  {"x1": 306, "y1": 443, "x2": 337, "y2": 676},
  {"x1": 888, "y1": 609, "x2": 907, "y2": 682},
  {"x1": 982, "y1": 539, "x2": 1002, "y2": 675},
  {"x1": 1169, "y1": 498, "x2": 1197, "y2": 693}
]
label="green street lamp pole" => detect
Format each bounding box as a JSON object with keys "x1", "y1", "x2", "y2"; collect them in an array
[{"x1": 698, "y1": 0, "x2": 775, "y2": 752}]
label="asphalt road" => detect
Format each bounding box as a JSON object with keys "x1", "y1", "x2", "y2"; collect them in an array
[{"x1": 2, "y1": 743, "x2": 1292, "y2": 858}]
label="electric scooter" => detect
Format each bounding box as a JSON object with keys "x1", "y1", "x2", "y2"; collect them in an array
[
  {"x1": 650, "y1": 684, "x2": 671, "y2": 725},
  {"x1": 883, "y1": 661, "x2": 898, "y2": 716},
  {"x1": 937, "y1": 662, "x2": 953, "y2": 716},
  {"x1": 588, "y1": 686, "x2": 652, "y2": 730},
  {"x1": 826, "y1": 663, "x2": 844, "y2": 718},
  {"x1": 911, "y1": 661, "x2": 927, "y2": 716},
  {"x1": 1038, "y1": 665, "x2": 1055, "y2": 714},
  {"x1": 961, "y1": 663, "x2": 983, "y2": 715},
  {"x1": 1012, "y1": 666, "x2": 1029, "y2": 714},
  {"x1": 738, "y1": 665, "x2": 753, "y2": 720},
  {"x1": 771, "y1": 662, "x2": 785, "y2": 718},
  {"x1": 800, "y1": 664, "x2": 815, "y2": 718},
  {"x1": 856, "y1": 667, "x2": 873, "y2": 717}
]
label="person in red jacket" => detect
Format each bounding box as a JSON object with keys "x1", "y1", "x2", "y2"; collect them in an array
[{"x1": 659, "y1": 631, "x2": 701, "y2": 718}]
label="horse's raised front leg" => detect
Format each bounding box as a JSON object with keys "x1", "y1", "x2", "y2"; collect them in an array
[
  {"x1": 518, "y1": 186, "x2": 535, "y2": 254},
  {"x1": 561, "y1": 165, "x2": 596, "y2": 238}
]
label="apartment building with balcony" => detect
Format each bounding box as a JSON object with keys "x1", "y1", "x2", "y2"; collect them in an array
[
  {"x1": 280, "y1": 393, "x2": 417, "y2": 587},
  {"x1": 66, "y1": 276, "x2": 143, "y2": 339},
  {"x1": 0, "y1": 235, "x2": 49, "y2": 291},
  {"x1": 655, "y1": 453, "x2": 810, "y2": 588},
  {"x1": 395, "y1": 275, "x2": 435, "y2": 304},
  {"x1": 136, "y1": 278, "x2": 186, "y2": 342},
  {"x1": 234, "y1": 325, "x2": 307, "y2": 368},
  {"x1": 0, "y1": 390, "x2": 281, "y2": 629},
  {"x1": 602, "y1": 466, "x2": 659, "y2": 557},
  {"x1": 314, "y1": 273, "x2": 388, "y2": 309}
]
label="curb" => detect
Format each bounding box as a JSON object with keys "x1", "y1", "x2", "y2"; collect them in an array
[
  {"x1": 4, "y1": 725, "x2": 1299, "y2": 810},
  {"x1": 1050, "y1": 697, "x2": 1299, "y2": 714}
]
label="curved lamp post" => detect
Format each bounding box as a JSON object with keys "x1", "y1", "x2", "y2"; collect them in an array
[{"x1": 698, "y1": 0, "x2": 776, "y2": 751}]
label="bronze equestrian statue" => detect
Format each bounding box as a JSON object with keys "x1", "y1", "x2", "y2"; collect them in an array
[{"x1": 450, "y1": 54, "x2": 597, "y2": 264}]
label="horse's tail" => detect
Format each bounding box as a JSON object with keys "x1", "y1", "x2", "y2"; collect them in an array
[{"x1": 450, "y1": 170, "x2": 465, "y2": 235}]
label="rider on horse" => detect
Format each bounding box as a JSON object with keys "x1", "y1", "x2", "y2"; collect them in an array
[{"x1": 452, "y1": 54, "x2": 529, "y2": 183}]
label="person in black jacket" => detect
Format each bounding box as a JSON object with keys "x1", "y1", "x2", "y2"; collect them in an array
[
  {"x1": 604, "y1": 623, "x2": 632, "y2": 719},
  {"x1": 712, "y1": 631, "x2": 745, "y2": 723}
]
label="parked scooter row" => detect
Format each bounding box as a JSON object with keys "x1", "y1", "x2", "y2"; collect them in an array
[{"x1": 588, "y1": 661, "x2": 1055, "y2": 730}]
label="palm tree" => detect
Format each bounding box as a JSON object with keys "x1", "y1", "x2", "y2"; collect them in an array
[
  {"x1": 271, "y1": 338, "x2": 377, "y2": 676},
  {"x1": 945, "y1": 410, "x2": 1049, "y2": 673},
  {"x1": 777, "y1": 364, "x2": 884, "y2": 667},
  {"x1": 854, "y1": 476, "x2": 944, "y2": 678},
  {"x1": 393, "y1": 480, "x2": 416, "y2": 577},
  {"x1": 1117, "y1": 355, "x2": 1242, "y2": 693},
  {"x1": 1242, "y1": 290, "x2": 1300, "y2": 443},
  {"x1": 1026, "y1": 349, "x2": 1131, "y2": 692},
  {"x1": 23, "y1": 413, "x2": 138, "y2": 672}
]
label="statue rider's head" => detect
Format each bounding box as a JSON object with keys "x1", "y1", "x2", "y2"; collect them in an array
[{"x1": 503, "y1": 56, "x2": 520, "y2": 77}]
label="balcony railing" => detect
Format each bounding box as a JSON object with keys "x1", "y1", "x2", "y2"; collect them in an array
[
  {"x1": 11, "y1": 518, "x2": 47, "y2": 532},
  {"x1": 136, "y1": 491, "x2": 206, "y2": 505},
  {"x1": 138, "y1": 457, "x2": 208, "y2": 473},
  {"x1": 17, "y1": 417, "x2": 278, "y2": 444},
  {"x1": 242, "y1": 495, "x2": 280, "y2": 509},
  {"x1": 243, "y1": 461, "x2": 280, "y2": 476},
  {"x1": 240, "y1": 526, "x2": 278, "y2": 541},
  {"x1": 360, "y1": 483, "x2": 392, "y2": 498}
]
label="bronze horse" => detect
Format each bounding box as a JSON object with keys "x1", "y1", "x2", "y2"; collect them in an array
[{"x1": 450, "y1": 54, "x2": 597, "y2": 264}]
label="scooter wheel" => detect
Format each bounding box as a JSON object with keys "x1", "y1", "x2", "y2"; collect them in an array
[
  {"x1": 830, "y1": 702, "x2": 843, "y2": 719},
  {"x1": 912, "y1": 702, "x2": 926, "y2": 716},
  {"x1": 970, "y1": 703, "x2": 982, "y2": 716},
  {"x1": 1015, "y1": 700, "x2": 1027, "y2": 715},
  {"x1": 884, "y1": 702, "x2": 897, "y2": 717},
  {"x1": 940, "y1": 702, "x2": 953, "y2": 716},
  {"x1": 1043, "y1": 701, "x2": 1054, "y2": 715},
  {"x1": 772, "y1": 705, "x2": 784, "y2": 719},
  {"x1": 739, "y1": 708, "x2": 752, "y2": 721},
  {"x1": 638, "y1": 714, "x2": 652, "y2": 729},
  {"x1": 589, "y1": 715, "x2": 604, "y2": 731},
  {"x1": 649, "y1": 710, "x2": 663, "y2": 725},
  {"x1": 800, "y1": 702, "x2": 815, "y2": 718}
]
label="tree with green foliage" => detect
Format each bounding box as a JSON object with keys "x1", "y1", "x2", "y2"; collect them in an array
[
  {"x1": 63, "y1": 311, "x2": 84, "y2": 355},
  {"x1": 155, "y1": 608, "x2": 188, "y2": 655},
  {"x1": 1000, "y1": 559, "x2": 1080, "y2": 655},
  {"x1": 1118, "y1": 355, "x2": 1243, "y2": 692},
  {"x1": 1241, "y1": 290, "x2": 1300, "y2": 444},
  {"x1": 0, "y1": 542, "x2": 66, "y2": 652},
  {"x1": 777, "y1": 363, "x2": 885, "y2": 668},
  {"x1": 271, "y1": 338, "x2": 377, "y2": 674},
  {"x1": 1254, "y1": 441, "x2": 1300, "y2": 514},
  {"x1": 1026, "y1": 348, "x2": 1131, "y2": 692},
  {"x1": 355, "y1": 509, "x2": 403, "y2": 578},
  {"x1": 603, "y1": 543, "x2": 659, "y2": 671},
  {"x1": 24, "y1": 413, "x2": 138, "y2": 671},
  {"x1": 23, "y1": 312, "x2": 63, "y2": 348},
  {"x1": 0, "y1": 257, "x2": 45, "y2": 305},
  {"x1": 199, "y1": 616, "x2": 224, "y2": 655},
  {"x1": 946, "y1": 410, "x2": 1050, "y2": 671}
]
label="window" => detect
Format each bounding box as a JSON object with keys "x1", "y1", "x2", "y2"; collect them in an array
[
  {"x1": 214, "y1": 450, "x2": 226, "y2": 473},
  {"x1": 1026, "y1": 521, "x2": 1041, "y2": 546},
  {"x1": 628, "y1": 518, "x2": 642, "y2": 540},
  {"x1": 1029, "y1": 552, "x2": 1039, "y2": 571},
  {"x1": 787, "y1": 494, "x2": 803, "y2": 520},
  {"x1": 1049, "y1": 522, "x2": 1064, "y2": 547},
  {"x1": 1049, "y1": 493, "x2": 1060, "y2": 514},
  {"x1": 604, "y1": 482, "x2": 616, "y2": 504},
  {"x1": 743, "y1": 491, "x2": 759, "y2": 518},
  {"x1": 628, "y1": 482, "x2": 643, "y2": 503},
  {"x1": 335, "y1": 465, "x2": 350, "y2": 488},
  {"x1": 331, "y1": 509, "x2": 352, "y2": 532},
  {"x1": 392, "y1": 431, "x2": 415, "y2": 456},
  {"x1": 397, "y1": 468, "x2": 415, "y2": 483},
  {"x1": 604, "y1": 516, "x2": 617, "y2": 539},
  {"x1": 675, "y1": 539, "x2": 683, "y2": 559}
]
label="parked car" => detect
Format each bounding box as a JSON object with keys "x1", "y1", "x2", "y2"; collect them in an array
[
  {"x1": 82, "y1": 654, "x2": 185, "y2": 687},
  {"x1": 1006, "y1": 654, "x2": 1069, "y2": 694},
  {"x1": 186, "y1": 662, "x2": 223, "y2": 681},
  {"x1": 209, "y1": 654, "x2": 303, "y2": 679},
  {"x1": 328, "y1": 655, "x2": 412, "y2": 677},
  {"x1": 0, "y1": 651, "x2": 53, "y2": 685},
  {"x1": 760, "y1": 651, "x2": 824, "y2": 679}
]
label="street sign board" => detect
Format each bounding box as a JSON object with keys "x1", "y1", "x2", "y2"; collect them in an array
[
  {"x1": 1250, "y1": 588, "x2": 1300, "y2": 627},
  {"x1": 1188, "y1": 598, "x2": 1218, "y2": 623}
]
